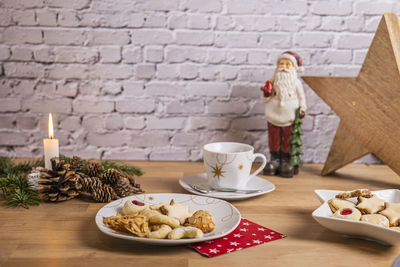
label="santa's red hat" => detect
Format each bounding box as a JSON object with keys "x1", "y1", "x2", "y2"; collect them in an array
[{"x1": 277, "y1": 51, "x2": 304, "y2": 73}]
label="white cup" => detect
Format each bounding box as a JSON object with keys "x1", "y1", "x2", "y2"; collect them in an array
[{"x1": 203, "y1": 142, "x2": 267, "y2": 190}]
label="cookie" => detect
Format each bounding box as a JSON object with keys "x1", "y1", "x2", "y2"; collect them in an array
[
  {"x1": 335, "y1": 189, "x2": 371, "y2": 199},
  {"x1": 167, "y1": 226, "x2": 204, "y2": 240},
  {"x1": 356, "y1": 194, "x2": 385, "y2": 214},
  {"x1": 360, "y1": 214, "x2": 389, "y2": 227},
  {"x1": 147, "y1": 224, "x2": 172, "y2": 239},
  {"x1": 122, "y1": 200, "x2": 148, "y2": 216},
  {"x1": 328, "y1": 198, "x2": 355, "y2": 213},
  {"x1": 160, "y1": 199, "x2": 194, "y2": 224},
  {"x1": 379, "y1": 203, "x2": 400, "y2": 226},
  {"x1": 185, "y1": 210, "x2": 215, "y2": 233},
  {"x1": 149, "y1": 214, "x2": 180, "y2": 228},
  {"x1": 333, "y1": 207, "x2": 362, "y2": 221},
  {"x1": 139, "y1": 208, "x2": 161, "y2": 220},
  {"x1": 390, "y1": 227, "x2": 400, "y2": 231}
]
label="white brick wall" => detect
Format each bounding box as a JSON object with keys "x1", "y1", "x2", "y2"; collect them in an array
[{"x1": 0, "y1": 0, "x2": 390, "y2": 164}]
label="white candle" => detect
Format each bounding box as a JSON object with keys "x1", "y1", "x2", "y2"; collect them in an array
[{"x1": 43, "y1": 113, "x2": 59, "y2": 170}]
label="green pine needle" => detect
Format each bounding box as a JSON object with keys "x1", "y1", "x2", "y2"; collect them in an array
[{"x1": 101, "y1": 161, "x2": 143, "y2": 176}]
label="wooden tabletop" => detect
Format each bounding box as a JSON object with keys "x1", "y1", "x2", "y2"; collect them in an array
[{"x1": 1, "y1": 161, "x2": 399, "y2": 267}]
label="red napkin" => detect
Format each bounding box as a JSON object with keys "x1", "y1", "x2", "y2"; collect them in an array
[{"x1": 189, "y1": 218, "x2": 286, "y2": 257}]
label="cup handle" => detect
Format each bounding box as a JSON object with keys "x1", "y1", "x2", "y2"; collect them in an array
[{"x1": 249, "y1": 153, "x2": 267, "y2": 179}]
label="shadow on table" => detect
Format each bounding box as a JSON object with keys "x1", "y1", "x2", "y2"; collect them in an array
[{"x1": 287, "y1": 207, "x2": 397, "y2": 255}]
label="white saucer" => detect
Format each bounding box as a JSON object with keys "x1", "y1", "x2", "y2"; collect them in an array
[{"x1": 179, "y1": 173, "x2": 275, "y2": 200}]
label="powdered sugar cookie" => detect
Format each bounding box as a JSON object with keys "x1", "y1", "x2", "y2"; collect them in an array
[
  {"x1": 360, "y1": 214, "x2": 389, "y2": 227},
  {"x1": 328, "y1": 198, "x2": 355, "y2": 213},
  {"x1": 333, "y1": 207, "x2": 362, "y2": 221},
  {"x1": 356, "y1": 194, "x2": 385, "y2": 214}
]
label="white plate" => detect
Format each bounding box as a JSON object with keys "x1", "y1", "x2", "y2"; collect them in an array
[
  {"x1": 312, "y1": 189, "x2": 400, "y2": 245},
  {"x1": 95, "y1": 193, "x2": 241, "y2": 245},
  {"x1": 179, "y1": 173, "x2": 275, "y2": 200}
]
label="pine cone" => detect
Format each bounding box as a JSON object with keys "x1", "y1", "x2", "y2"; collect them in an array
[
  {"x1": 126, "y1": 175, "x2": 143, "y2": 191},
  {"x1": 114, "y1": 176, "x2": 144, "y2": 197},
  {"x1": 70, "y1": 156, "x2": 84, "y2": 172},
  {"x1": 102, "y1": 169, "x2": 121, "y2": 185},
  {"x1": 86, "y1": 161, "x2": 104, "y2": 177},
  {"x1": 39, "y1": 160, "x2": 82, "y2": 202},
  {"x1": 92, "y1": 184, "x2": 117, "y2": 203},
  {"x1": 79, "y1": 175, "x2": 102, "y2": 194}
]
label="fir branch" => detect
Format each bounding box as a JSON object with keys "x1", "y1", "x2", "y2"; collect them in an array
[
  {"x1": 101, "y1": 161, "x2": 143, "y2": 176},
  {"x1": 0, "y1": 157, "x2": 43, "y2": 177},
  {"x1": 0, "y1": 174, "x2": 40, "y2": 209}
]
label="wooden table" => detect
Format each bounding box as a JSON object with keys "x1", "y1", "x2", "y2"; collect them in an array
[{"x1": 1, "y1": 162, "x2": 399, "y2": 267}]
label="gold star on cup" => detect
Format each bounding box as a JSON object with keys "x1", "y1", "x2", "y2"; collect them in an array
[{"x1": 211, "y1": 164, "x2": 225, "y2": 180}]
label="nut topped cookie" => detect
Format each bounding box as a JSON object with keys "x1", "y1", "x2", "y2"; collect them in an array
[
  {"x1": 335, "y1": 189, "x2": 371, "y2": 199},
  {"x1": 356, "y1": 194, "x2": 385, "y2": 214}
]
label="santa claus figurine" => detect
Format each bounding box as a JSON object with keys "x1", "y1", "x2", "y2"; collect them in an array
[{"x1": 261, "y1": 51, "x2": 306, "y2": 178}]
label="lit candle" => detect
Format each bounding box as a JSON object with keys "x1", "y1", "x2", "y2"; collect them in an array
[{"x1": 43, "y1": 113, "x2": 59, "y2": 170}]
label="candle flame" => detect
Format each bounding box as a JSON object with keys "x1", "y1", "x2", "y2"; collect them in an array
[{"x1": 48, "y1": 113, "x2": 54, "y2": 139}]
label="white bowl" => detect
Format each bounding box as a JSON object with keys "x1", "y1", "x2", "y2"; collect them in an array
[{"x1": 312, "y1": 189, "x2": 400, "y2": 245}]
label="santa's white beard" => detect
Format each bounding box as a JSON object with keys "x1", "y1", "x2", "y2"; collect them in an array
[{"x1": 272, "y1": 68, "x2": 298, "y2": 106}]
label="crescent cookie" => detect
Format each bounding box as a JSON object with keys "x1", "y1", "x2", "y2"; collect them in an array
[
  {"x1": 335, "y1": 189, "x2": 371, "y2": 199},
  {"x1": 361, "y1": 214, "x2": 389, "y2": 227},
  {"x1": 122, "y1": 200, "x2": 148, "y2": 216},
  {"x1": 333, "y1": 207, "x2": 361, "y2": 221},
  {"x1": 149, "y1": 214, "x2": 180, "y2": 229},
  {"x1": 356, "y1": 195, "x2": 385, "y2": 214},
  {"x1": 167, "y1": 226, "x2": 204, "y2": 240},
  {"x1": 379, "y1": 203, "x2": 400, "y2": 227},
  {"x1": 139, "y1": 208, "x2": 161, "y2": 220},
  {"x1": 328, "y1": 198, "x2": 355, "y2": 213},
  {"x1": 147, "y1": 224, "x2": 172, "y2": 239}
]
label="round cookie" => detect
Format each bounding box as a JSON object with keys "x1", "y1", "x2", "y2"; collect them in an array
[
  {"x1": 328, "y1": 198, "x2": 355, "y2": 213},
  {"x1": 122, "y1": 200, "x2": 148, "y2": 216},
  {"x1": 333, "y1": 207, "x2": 362, "y2": 221},
  {"x1": 360, "y1": 214, "x2": 389, "y2": 227}
]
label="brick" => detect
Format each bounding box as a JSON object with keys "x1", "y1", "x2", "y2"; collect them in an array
[
  {"x1": 82, "y1": 116, "x2": 105, "y2": 131},
  {"x1": 249, "y1": 102, "x2": 264, "y2": 115},
  {"x1": 181, "y1": 0, "x2": 222, "y2": 12},
  {"x1": 132, "y1": 29, "x2": 173, "y2": 45},
  {"x1": 294, "y1": 32, "x2": 334, "y2": 48},
  {"x1": 13, "y1": 10, "x2": 36, "y2": 26},
  {"x1": 319, "y1": 17, "x2": 346, "y2": 31},
  {"x1": 166, "y1": 99, "x2": 204, "y2": 114},
  {"x1": 33, "y1": 47, "x2": 55, "y2": 63},
  {"x1": 235, "y1": 16, "x2": 275, "y2": 32},
  {"x1": 170, "y1": 133, "x2": 199, "y2": 146},
  {"x1": 156, "y1": 64, "x2": 179, "y2": 79},
  {"x1": 215, "y1": 16, "x2": 235, "y2": 31},
  {"x1": 91, "y1": 64, "x2": 133, "y2": 79},
  {"x1": 99, "y1": 46, "x2": 121, "y2": 63},
  {"x1": 338, "y1": 34, "x2": 373, "y2": 49},
  {"x1": 186, "y1": 82, "x2": 229, "y2": 96},
  {"x1": 137, "y1": 0, "x2": 179, "y2": 11},
  {"x1": 57, "y1": 81, "x2": 78, "y2": 97},
  {"x1": 44, "y1": 29, "x2": 86, "y2": 45},
  {"x1": 131, "y1": 132, "x2": 170, "y2": 147},
  {"x1": 54, "y1": 47, "x2": 98, "y2": 63},
  {"x1": 354, "y1": 1, "x2": 395, "y2": 15},
  {"x1": 238, "y1": 67, "x2": 273, "y2": 83},
  {"x1": 354, "y1": 50, "x2": 368, "y2": 64},
  {"x1": 313, "y1": 50, "x2": 352, "y2": 64},
  {"x1": 179, "y1": 64, "x2": 199, "y2": 79},
  {"x1": 0, "y1": 131, "x2": 29, "y2": 145},
  {"x1": 144, "y1": 46, "x2": 163, "y2": 63},
  {"x1": 122, "y1": 46, "x2": 142, "y2": 63},
  {"x1": 207, "y1": 100, "x2": 248, "y2": 114},
  {"x1": 147, "y1": 117, "x2": 186, "y2": 130},
  {"x1": 46, "y1": 64, "x2": 88, "y2": 79},
  {"x1": 105, "y1": 114, "x2": 124, "y2": 130},
  {"x1": 207, "y1": 49, "x2": 226, "y2": 64},
  {"x1": 347, "y1": 17, "x2": 364, "y2": 32},
  {"x1": 215, "y1": 32, "x2": 258, "y2": 48},
  {"x1": 87, "y1": 132, "x2": 130, "y2": 147},
  {"x1": 58, "y1": 11, "x2": 80, "y2": 27},
  {"x1": 0, "y1": 116, "x2": 15, "y2": 129},
  {"x1": 4, "y1": 80, "x2": 35, "y2": 96},
  {"x1": 11, "y1": 46, "x2": 33, "y2": 61},
  {"x1": 259, "y1": 33, "x2": 291, "y2": 48},
  {"x1": 116, "y1": 98, "x2": 155, "y2": 113},
  {"x1": 79, "y1": 81, "x2": 102, "y2": 96},
  {"x1": 35, "y1": 81, "x2": 56, "y2": 96},
  {"x1": 226, "y1": 50, "x2": 247, "y2": 65},
  {"x1": 188, "y1": 117, "x2": 230, "y2": 130},
  {"x1": 312, "y1": 1, "x2": 352, "y2": 15},
  {"x1": 176, "y1": 30, "x2": 213, "y2": 45},
  {"x1": 227, "y1": 0, "x2": 268, "y2": 14},
  {"x1": 1, "y1": 0, "x2": 44, "y2": 8},
  {"x1": 36, "y1": 10, "x2": 57, "y2": 26},
  {"x1": 143, "y1": 13, "x2": 167, "y2": 28},
  {"x1": 30, "y1": 98, "x2": 72, "y2": 114},
  {"x1": 73, "y1": 99, "x2": 114, "y2": 114},
  {"x1": 47, "y1": 0, "x2": 90, "y2": 9},
  {"x1": 150, "y1": 149, "x2": 188, "y2": 161},
  {"x1": 231, "y1": 116, "x2": 267, "y2": 130},
  {"x1": 271, "y1": 1, "x2": 307, "y2": 15},
  {"x1": 60, "y1": 116, "x2": 81, "y2": 131},
  {"x1": 187, "y1": 14, "x2": 211, "y2": 29},
  {"x1": 167, "y1": 13, "x2": 187, "y2": 29},
  {"x1": 0, "y1": 98, "x2": 20, "y2": 112},
  {"x1": 0, "y1": 9, "x2": 12, "y2": 26},
  {"x1": 364, "y1": 17, "x2": 381, "y2": 32},
  {"x1": 88, "y1": 30, "x2": 130, "y2": 45},
  {"x1": 221, "y1": 66, "x2": 238, "y2": 80},
  {"x1": 248, "y1": 51, "x2": 269, "y2": 65},
  {"x1": 146, "y1": 82, "x2": 183, "y2": 96},
  {"x1": 134, "y1": 64, "x2": 156, "y2": 79},
  {"x1": 165, "y1": 46, "x2": 186, "y2": 63},
  {"x1": 4, "y1": 63, "x2": 43, "y2": 78},
  {"x1": 122, "y1": 81, "x2": 144, "y2": 96},
  {"x1": 199, "y1": 65, "x2": 220, "y2": 80},
  {"x1": 232, "y1": 84, "x2": 267, "y2": 99},
  {"x1": 102, "y1": 81, "x2": 122, "y2": 95},
  {"x1": 125, "y1": 117, "x2": 145, "y2": 129},
  {"x1": 4, "y1": 27, "x2": 42, "y2": 44},
  {"x1": 103, "y1": 149, "x2": 148, "y2": 160}
]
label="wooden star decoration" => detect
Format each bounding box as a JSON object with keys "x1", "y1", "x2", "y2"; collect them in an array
[
  {"x1": 210, "y1": 163, "x2": 225, "y2": 180},
  {"x1": 302, "y1": 13, "x2": 400, "y2": 176}
]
